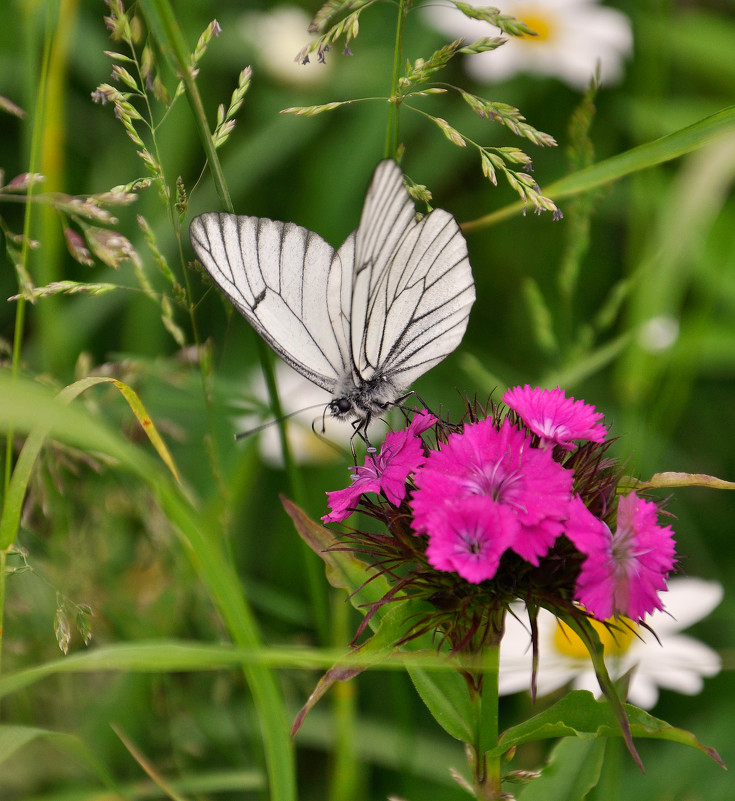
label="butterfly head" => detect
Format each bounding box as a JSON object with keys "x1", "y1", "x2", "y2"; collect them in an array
[
  {"x1": 329, "y1": 397, "x2": 355, "y2": 419},
  {"x1": 328, "y1": 373, "x2": 401, "y2": 423}
]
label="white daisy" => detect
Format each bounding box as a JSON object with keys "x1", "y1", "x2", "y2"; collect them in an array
[
  {"x1": 423, "y1": 0, "x2": 633, "y2": 90},
  {"x1": 499, "y1": 577, "x2": 723, "y2": 708}
]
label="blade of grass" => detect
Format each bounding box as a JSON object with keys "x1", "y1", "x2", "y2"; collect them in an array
[
  {"x1": 0, "y1": 725, "x2": 120, "y2": 792},
  {"x1": 0, "y1": 373, "x2": 296, "y2": 801},
  {"x1": 112, "y1": 724, "x2": 190, "y2": 801},
  {"x1": 0, "y1": 375, "x2": 180, "y2": 553},
  {"x1": 462, "y1": 104, "x2": 735, "y2": 232},
  {"x1": 0, "y1": 639, "x2": 464, "y2": 702},
  {"x1": 1, "y1": 0, "x2": 61, "y2": 685}
]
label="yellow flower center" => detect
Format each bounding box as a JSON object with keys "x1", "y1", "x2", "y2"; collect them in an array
[
  {"x1": 553, "y1": 618, "x2": 637, "y2": 659},
  {"x1": 519, "y1": 11, "x2": 556, "y2": 43}
]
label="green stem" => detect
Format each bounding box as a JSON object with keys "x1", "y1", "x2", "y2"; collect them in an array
[
  {"x1": 130, "y1": 5, "x2": 303, "y2": 799},
  {"x1": 143, "y1": 0, "x2": 331, "y2": 651},
  {"x1": 1, "y1": 0, "x2": 60, "y2": 690},
  {"x1": 123, "y1": 15, "x2": 228, "y2": 526},
  {"x1": 4, "y1": 0, "x2": 58, "y2": 497},
  {"x1": 0, "y1": 549, "x2": 6, "y2": 679},
  {"x1": 470, "y1": 614, "x2": 504, "y2": 800},
  {"x1": 142, "y1": 0, "x2": 231, "y2": 212},
  {"x1": 384, "y1": 0, "x2": 409, "y2": 159},
  {"x1": 328, "y1": 594, "x2": 360, "y2": 801}
]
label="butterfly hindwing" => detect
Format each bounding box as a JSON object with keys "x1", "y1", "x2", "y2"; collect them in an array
[
  {"x1": 190, "y1": 212, "x2": 352, "y2": 392},
  {"x1": 350, "y1": 160, "x2": 475, "y2": 389}
]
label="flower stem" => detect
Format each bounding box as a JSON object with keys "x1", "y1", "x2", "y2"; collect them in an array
[
  {"x1": 384, "y1": 0, "x2": 410, "y2": 159},
  {"x1": 469, "y1": 613, "x2": 504, "y2": 799}
]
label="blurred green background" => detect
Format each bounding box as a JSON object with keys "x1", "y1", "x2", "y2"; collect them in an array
[{"x1": 1, "y1": 0, "x2": 734, "y2": 799}]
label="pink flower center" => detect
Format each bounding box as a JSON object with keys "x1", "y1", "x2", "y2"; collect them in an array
[
  {"x1": 462, "y1": 530, "x2": 484, "y2": 557},
  {"x1": 465, "y1": 458, "x2": 524, "y2": 509},
  {"x1": 539, "y1": 417, "x2": 569, "y2": 441}
]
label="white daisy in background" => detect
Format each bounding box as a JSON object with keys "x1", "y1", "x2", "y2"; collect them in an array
[
  {"x1": 423, "y1": 0, "x2": 633, "y2": 90},
  {"x1": 236, "y1": 362, "x2": 388, "y2": 467},
  {"x1": 239, "y1": 5, "x2": 331, "y2": 85},
  {"x1": 638, "y1": 314, "x2": 681, "y2": 353},
  {"x1": 500, "y1": 577, "x2": 723, "y2": 708}
]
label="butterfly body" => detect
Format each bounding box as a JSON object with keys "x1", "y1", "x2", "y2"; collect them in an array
[
  {"x1": 190, "y1": 160, "x2": 475, "y2": 428},
  {"x1": 329, "y1": 372, "x2": 400, "y2": 421}
]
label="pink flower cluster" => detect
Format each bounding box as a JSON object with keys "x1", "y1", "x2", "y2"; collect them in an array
[
  {"x1": 323, "y1": 411, "x2": 436, "y2": 522},
  {"x1": 323, "y1": 386, "x2": 677, "y2": 622}
]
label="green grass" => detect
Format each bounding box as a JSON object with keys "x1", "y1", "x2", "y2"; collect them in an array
[{"x1": 1, "y1": 0, "x2": 734, "y2": 799}]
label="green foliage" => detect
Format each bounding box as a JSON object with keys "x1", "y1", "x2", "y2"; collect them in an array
[{"x1": 1, "y1": 0, "x2": 734, "y2": 799}]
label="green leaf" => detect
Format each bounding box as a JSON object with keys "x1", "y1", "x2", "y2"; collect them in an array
[
  {"x1": 407, "y1": 664, "x2": 475, "y2": 744},
  {"x1": 490, "y1": 691, "x2": 724, "y2": 769},
  {"x1": 550, "y1": 104, "x2": 735, "y2": 196},
  {"x1": 282, "y1": 498, "x2": 393, "y2": 603},
  {"x1": 518, "y1": 737, "x2": 606, "y2": 801},
  {"x1": 557, "y1": 614, "x2": 640, "y2": 769}
]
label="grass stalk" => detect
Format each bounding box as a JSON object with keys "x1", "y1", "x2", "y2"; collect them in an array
[
  {"x1": 384, "y1": 0, "x2": 409, "y2": 159},
  {"x1": 1, "y1": 0, "x2": 61, "y2": 691}
]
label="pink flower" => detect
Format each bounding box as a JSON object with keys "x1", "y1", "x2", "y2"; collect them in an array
[
  {"x1": 322, "y1": 412, "x2": 436, "y2": 523},
  {"x1": 503, "y1": 385, "x2": 607, "y2": 451},
  {"x1": 412, "y1": 418, "x2": 573, "y2": 565},
  {"x1": 566, "y1": 493, "x2": 677, "y2": 621},
  {"x1": 425, "y1": 497, "x2": 519, "y2": 583},
  {"x1": 405, "y1": 408, "x2": 437, "y2": 435}
]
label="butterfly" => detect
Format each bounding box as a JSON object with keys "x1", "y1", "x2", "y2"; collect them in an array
[{"x1": 189, "y1": 159, "x2": 475, "y2": 432}]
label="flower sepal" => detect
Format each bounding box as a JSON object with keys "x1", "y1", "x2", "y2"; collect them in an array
[{"x1": 554, "y1": 608, "x2": 642, "y2": 769}]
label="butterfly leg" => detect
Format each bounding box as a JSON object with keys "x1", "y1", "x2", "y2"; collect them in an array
[
  {"x1": 393, "y1": 390, "x2": 442, "y2": 424},
  {"x1": 348, "y1": 414, "x2": 376, "y2": 463}
]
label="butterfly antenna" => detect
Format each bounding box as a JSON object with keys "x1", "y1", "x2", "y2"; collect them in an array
[
  {"x1": 235, "y1": 403, "x2": 326, "y2": 440},
  {"x1": 309, "y1": 416, "x2": 351, "y2": 458},
  {"x1": 317, "y1": 405, "x2": 329, "y2": 435}
]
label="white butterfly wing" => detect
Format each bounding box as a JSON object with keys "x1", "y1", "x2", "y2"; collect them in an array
[
  {"x1": 190, "y1": 213, "x2": 352, "y2": 392},
  {"x1": 350, "y1": 160, "x2": 475, "y2": 390},
  {"x1": 190, "y1": 160, "x2": 475, "y2": 421}
]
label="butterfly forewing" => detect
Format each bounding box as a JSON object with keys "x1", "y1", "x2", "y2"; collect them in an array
[
  {"x1": 350, "y1": 161, "x2": 475, "y2": 390},
  {"x1": 190, "y1": 212, "x2": 351, "y2": 392},
  {"x1": 349, "y1": 161, "x2": 417, "y2": 376}
]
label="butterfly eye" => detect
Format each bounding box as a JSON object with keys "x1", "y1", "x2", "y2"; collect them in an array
[{"x1": 332, "y1": 398, "x2": 353, "y2": 415}]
